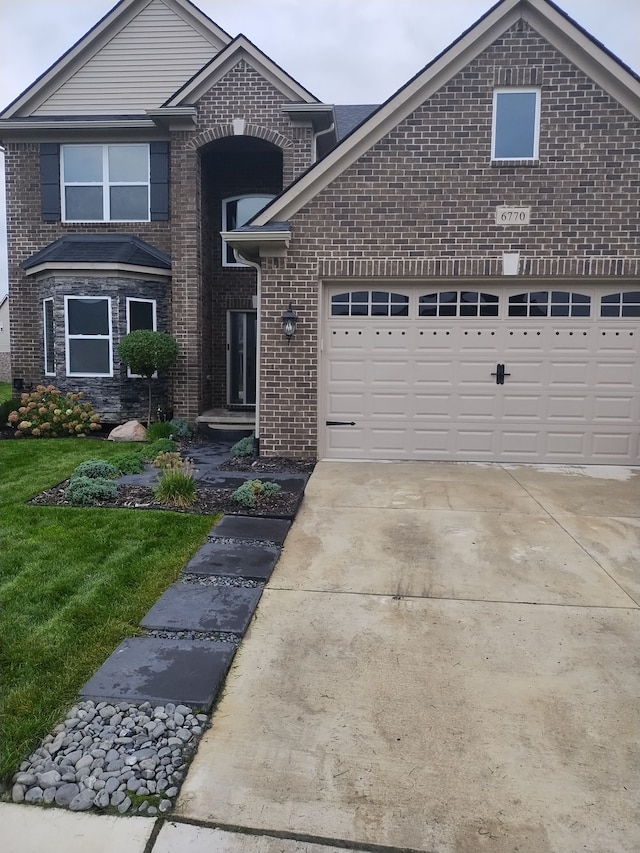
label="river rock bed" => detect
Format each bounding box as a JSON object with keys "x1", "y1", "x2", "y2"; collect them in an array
[{"x1": 11, "y1": 699, "x2": 207, "y2": 815}]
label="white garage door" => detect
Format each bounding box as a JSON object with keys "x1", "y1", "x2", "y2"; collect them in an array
[{"x1": 323, "y1": 285, "x2": 640, "y2": 463}]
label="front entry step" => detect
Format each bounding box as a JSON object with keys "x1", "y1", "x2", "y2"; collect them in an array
[{"x1": 196, "y1": 408, "x2": 255, "y2": 432}]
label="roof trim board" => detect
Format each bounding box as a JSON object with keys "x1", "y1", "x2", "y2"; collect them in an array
[
  {"x1": 163, "y1": 34, "x2": 320, "y2": 107},
  {"x1": 252, "y1": 0, "x2": 640, "y2": 228},
  {"x1": 1, "y1": 0, "x2": 231, "y2": 119},
  {"x1": 22, "y1": 262, "x2": 172, "y2": 279}
]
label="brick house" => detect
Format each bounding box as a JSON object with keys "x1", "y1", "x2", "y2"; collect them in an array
[{"x1": 1, "y1": 0, "x2": 638, "y2": 462}]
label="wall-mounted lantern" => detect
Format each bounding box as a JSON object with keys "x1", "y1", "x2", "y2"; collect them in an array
[{"x1": 281, "y1": 302, "x2": 298, "y2": 342}]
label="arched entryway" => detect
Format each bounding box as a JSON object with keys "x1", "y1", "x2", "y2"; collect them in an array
[{"x1": 199, "y1": 135, "x2": 283, "y2": 417}]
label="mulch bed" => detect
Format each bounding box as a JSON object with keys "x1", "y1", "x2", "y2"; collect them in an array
[
  {"x1": 28, "y1": 480, "x2": 302, "y2": 518},
  {"x1": 217, "y1": 455, "x2": 316, "y2": 474}
]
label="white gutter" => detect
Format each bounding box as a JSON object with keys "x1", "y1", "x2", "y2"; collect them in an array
[
  {"x1": 234, "y1": 250, "x2": 262, "y2": 452},
  {"x1": 312, "y1": 121, "x2": 335, "y2": 162}
]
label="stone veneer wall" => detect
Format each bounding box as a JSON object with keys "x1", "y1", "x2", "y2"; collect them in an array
[
  {"x1": 257, "y1": 22, "x2": 640, "y2": 458},
  {"x1": 30, "y1": 273, "x2": 170, "y2": 422}
]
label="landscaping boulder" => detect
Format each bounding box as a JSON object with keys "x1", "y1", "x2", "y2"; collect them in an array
[{"x1": 109, "y1": 420, "x2": 147, "y2": 442}]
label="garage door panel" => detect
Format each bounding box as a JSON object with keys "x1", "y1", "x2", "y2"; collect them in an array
[{"x1": 324, "y1": 286, "x2": 639, "y2": 463}]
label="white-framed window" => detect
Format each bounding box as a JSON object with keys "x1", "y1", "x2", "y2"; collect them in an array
[
  {"x1": 65, "y1": 296, "x2": 113, "y2": 377},
  {"x1": 601, "y1": 291, "x2": 640, "y2": 318},
  {"x1": 331, "y1": 290, "x2": 409, "y2": 317},
  {"x1": 492, "y1": 88, "x2": 540, "y2": 161},
  {"x1": 419, "y1": 291, "x2": 499, "y2": 317},
  {"x1": 126, "y1": 298, "x2": 157, "y2": 377},
  {"x1": 508, "y1": 291, "x2": 591, "y2": 318},
  {"x1": 61, "y1": 144, "x2": 150, "y2": 221},
  {"x1": 222, "y1": 194, "x2": 275, "y2": 266},
  {"x1": 43, "y1": 298, "x2": 55, "y2": 375}
]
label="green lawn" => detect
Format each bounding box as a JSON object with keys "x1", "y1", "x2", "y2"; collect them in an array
[
  {"x1": 0, "y1": 438, "x2": 218, "y2": 782},
  {"x1": 0, "y1": 382, "x2": 12, "y2": 403}
]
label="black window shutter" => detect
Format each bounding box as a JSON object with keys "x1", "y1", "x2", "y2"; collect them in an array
[
  {"x1": 149, "y1": 141, "x2": 169, "y2": 220},
  {"x1": 40, "y1": 143, "x2": 61, "y2": 221}
]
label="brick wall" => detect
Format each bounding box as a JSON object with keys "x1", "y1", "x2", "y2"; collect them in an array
[
  {"x1": 169, "y1": 59, "x2": 314, "y2": 421},
  {"x1": 258, "y1": 22, "x2": 640, "y2": 457}
]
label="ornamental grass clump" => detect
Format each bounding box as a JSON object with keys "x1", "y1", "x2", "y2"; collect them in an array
[
  {"x1": 7, "y1": 385, "x2": 101, "y2": 438},
  {"x1": 231, "y1": 479, "x2": 281, "y2": 509},
  {"x1": 153, "y1": 458, "x2": 197, "y2": 508},
  {"x1": 142, "y1": 438, "x2": 176, "y2": 461},
  {"x1": 146, "y1": 421, "x2": 174, "y2": 441}
]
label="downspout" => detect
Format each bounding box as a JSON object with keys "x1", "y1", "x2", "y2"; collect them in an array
[
  {"x1": 234, "y1": 249, "x2": 262, "y2": 455},
  {"x1": 312, "y1": 121, "x2": 335, "y2": 162}
]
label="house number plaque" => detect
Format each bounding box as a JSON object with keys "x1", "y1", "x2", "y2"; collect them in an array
[{"x1": 495, "y1": 206, "x2": 531, "y2": 225}]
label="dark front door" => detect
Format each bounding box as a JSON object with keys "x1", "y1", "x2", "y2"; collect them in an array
[{"x1": 228, "y1": 310, "x2": 256, "y2": 407}]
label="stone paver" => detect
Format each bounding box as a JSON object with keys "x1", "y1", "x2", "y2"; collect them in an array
[
  {"x1": 140, "y1": 583, "x2": 262, "y2": 634},
  {"x1": 79, "y1": 637, "x2": 236, "y2": 710},
  {"x1": 211, "y1": 515, "x2": 291, "y2": 544},
  {"x1": 183, "y1": 539, "x2": 280, "y2": 580}
]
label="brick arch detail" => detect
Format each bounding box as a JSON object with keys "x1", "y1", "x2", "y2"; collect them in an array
[{"x1": 189, "y1": 124, "x2": 294, "y2": 151}]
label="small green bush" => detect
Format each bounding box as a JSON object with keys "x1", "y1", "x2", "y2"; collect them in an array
[
  {"x1": 231, "y1": 433, "x2": 255, "y2": 458},
  {"x1": 7, "y1": 385, "x2": 101, "y2": 438},
  {"x1": 142, "y1": 438, "x2": 176, "y2": 460},
  {"x1": 231, "y1": 479, "x2": 281, "y2": 508},
  {"x1": 65, "y1": 476, "x2": 118, "y2": 506},
  {"x1": 146, "y1": 421, "x2": 174, "y2": 441},
  {"x1": 153, "y1": 459, "x2": 196, "y2": 507},
  {"x1": 168, "y1": 418, "x2": 194, "y2": 438},
  {"x1": 110, "y1": 452, "x2": 146, "y2": 475},
  {"x1": 71, "y1": 459, "x2": 119, "y2": 480}
]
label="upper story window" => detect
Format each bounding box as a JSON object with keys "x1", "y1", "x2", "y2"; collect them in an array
[
  {"x1": 222, "y1": 195, "x2": 275, "y2": 266},
  {"x1": 61, "y1": 144, "x2": 150, "y2": 222},
  {"x1": 492, "y1": 89, "x2": 540, "y2": 161},
  {"x1": 331, "y1": 291, "x2": 409, "y2": 317}
]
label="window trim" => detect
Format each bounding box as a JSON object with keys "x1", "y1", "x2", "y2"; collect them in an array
[
  {"x1": 64, "y1": 296, "x2": 113, "y2": 377},
  {"x1": 491, "y1": 88, "x2": 541, "y2": 162},
  {"x1": 508, "y1": 290, "x2": 591, "y2": 318},
  {"x1": 126, "y1": 298, "x2": 157, "y2": 378},
  {"x1": 60, "y1": 144, "x2": 150, "y2": 223},
  {"x1": 43, "y1": 298, "x2": 55, "y2": 376},
  {"x1": 600, "y1": 291, "x2": 640, "y2": 318},
  {"x1": 221, "y1": 194, "x2": 275, "y2": 267}
]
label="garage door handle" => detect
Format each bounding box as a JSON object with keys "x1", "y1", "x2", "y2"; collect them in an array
[
  {"x1": 491, "y1": 364, "x2": 511, "y2": 385},
  {"x1": 326, "y1": 420, "x2": 356, "y2": 426}
]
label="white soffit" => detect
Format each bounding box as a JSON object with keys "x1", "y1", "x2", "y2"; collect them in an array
[
  {"x1": 252, "y1": 0, "x2": 640, "y2": 227},
  {"x1": 2, "y1": 0, "x2": 231, "y2": 118}
]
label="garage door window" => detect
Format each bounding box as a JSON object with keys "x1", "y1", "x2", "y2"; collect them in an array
[
  {"x1": 601, "y1": 291, "x2": 640, "y2": 317},
  {"x1": 419, "y1": 291, "x2": 499, "y2": 317},
  {"x1": 331, "y1": 291, "x2": 409, "y2": 316},
  {"x1": 508, "y1": 291, "x2": 590, "y2": 317}
]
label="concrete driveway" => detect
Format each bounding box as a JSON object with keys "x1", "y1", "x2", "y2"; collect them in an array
[{"x1": 176, "y1": 461, "x2": 639, "y2": 853}]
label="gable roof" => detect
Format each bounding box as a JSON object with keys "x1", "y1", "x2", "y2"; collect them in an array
[
  {"x1": 21, "y1": 234, "x2": 171, "y2": 273},
  {"x1": 250, "y1": 0, "x2": 640, "y2": 228},
  {"x1": 163, "y1": 33, "x2": 320, "y2": 107},
  {"x1": 1, "y1": 0, "x2": 231, "y2": 119}
]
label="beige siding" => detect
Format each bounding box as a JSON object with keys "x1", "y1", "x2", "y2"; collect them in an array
[{"x1": 35, "y1": 0, "x2": 220, "y2": 115}]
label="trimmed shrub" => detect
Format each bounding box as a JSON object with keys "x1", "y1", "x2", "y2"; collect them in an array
[
  {"x1": 231, "y1": 433, "x2": 255, "y2": 458},
  {"x1": 71, "y1": 459, "x2": 119, "y2": 480},
  {"x1": 110, "y1": 452, "x2": 146, "y2": 475},
  {"x1": 141, "y1": 438, "x2": 176, "y2": 460},
  {"x1": 118, "y1": 330, "x2": 179, "y2": 426},
  {"x1": 7, "y1": 385, "x2": 101, "y2": 438},
  {"x1": 231, "y1": 479, "x2": 281, "y2": 508},
  {"x1": 65, "y1": 476, "x2": 118, "y2": 506},
  {"x1": 168, "y1": 418, "x2": 194, "y2": 438},
  {"x1": 146, "y1": 421, "x2": 173, "y2": 441}
]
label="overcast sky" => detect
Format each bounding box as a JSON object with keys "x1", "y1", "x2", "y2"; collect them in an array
[{"x1": 0, "y1": 0, "x2": 639, "y2": 294}]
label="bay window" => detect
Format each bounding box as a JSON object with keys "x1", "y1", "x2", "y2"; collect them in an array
[{"x1": 65, "y1": 296, "x2": 113, "y2": 376}]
